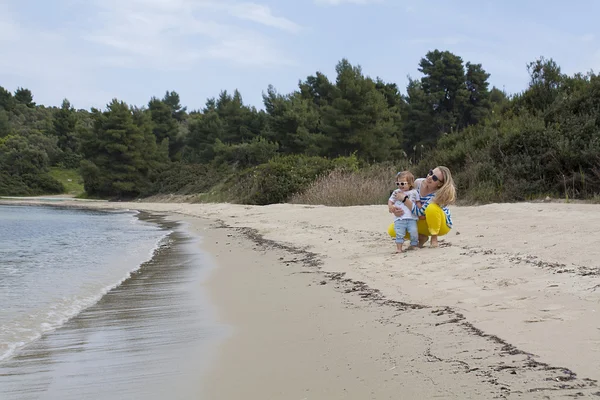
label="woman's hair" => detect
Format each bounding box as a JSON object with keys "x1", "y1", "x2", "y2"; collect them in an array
[
  {"x1": 396, "y1": 171, "x2": 415, "y2": 189},
  {"x1": 433, "y1": 166, "x2": 456, "y2": 207}
]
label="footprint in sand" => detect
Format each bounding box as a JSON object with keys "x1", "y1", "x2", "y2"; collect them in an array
[
  {"x1": 524, "y1": 318, "x2": 546, "y2": 323},
  {"x1": 539, "y1": 304, "x2": 564, "y2": 312},
  {"x1": 497, "y1": 278, "x2": 519, "y2": 287}
]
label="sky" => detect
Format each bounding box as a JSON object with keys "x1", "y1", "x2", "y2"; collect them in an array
[{"x1": 1, "y1": 0, "x2": 599, "y2": 111}]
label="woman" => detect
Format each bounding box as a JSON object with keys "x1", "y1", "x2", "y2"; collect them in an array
[{"x1": 393, "y1": 166, "x2": 456, "y2": 248}]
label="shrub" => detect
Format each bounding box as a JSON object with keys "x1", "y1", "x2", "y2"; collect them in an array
[
  {"x1": 225, "y1": 155, "x2": 332, "y2": 205},
  {"x1": 222, "y1": 154, "x2": 365, "y2": 205},
  {"x1": 0, "y1": 172, "x2": 64, "y2": 196},
  {"x1": 290, "y1": 163, "x2": 406, "y2": 206},
  {"x1": 0, "y1": 173, "x2": 31, "y2": 195},
  {"x1": 331, "y1": 152, "x2": 360, "y2": 172},
  {"x1": 142, "y1": 162, "x2": 230, "y2": 196}
]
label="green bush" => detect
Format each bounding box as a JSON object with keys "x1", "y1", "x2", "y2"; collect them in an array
[
  {"x1": 331, "y1": 152, "x2": 360, "y2": 172},
  {"x1": 0, "y1": 172, "x2": 63, "y2": 196},
  {"x1": 142, "y1": 162, "x2": 230, "y2": 196},
  {"x1": 0, "y1": 173, "x2": 31, "y2": 195},
  {"x1": 223, "y1": 154, "x2": 351, "y2": 205}
]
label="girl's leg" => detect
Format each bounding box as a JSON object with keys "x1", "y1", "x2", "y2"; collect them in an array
[
  {"x1": 394, "y1": 220, "x2": 407, "y2": 253},
  {"x1": 408, "y1": 220, "x2": 419, "y2": 248},
  {"x1": 396, "y1": 242, "x2": 404, "y2": 253}
]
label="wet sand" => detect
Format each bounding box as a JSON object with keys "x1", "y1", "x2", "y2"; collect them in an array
[{"x1": 3, "y1": 199, "x2": 600, "y2": 398}]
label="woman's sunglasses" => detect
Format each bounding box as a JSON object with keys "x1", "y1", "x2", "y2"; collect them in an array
[{"x1": 428, "y1": 170, "x2": 443, "y2": 183}]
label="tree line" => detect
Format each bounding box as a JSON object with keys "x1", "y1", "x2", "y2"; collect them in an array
[{"x1": 1, "y1": 50, "x2": 598, "y2": 203}]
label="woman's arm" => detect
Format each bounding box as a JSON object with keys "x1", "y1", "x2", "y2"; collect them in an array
[
  {"x1": 404, "y1": 180, "x2": 425, "y2": 215},
  {"x1": 387, "y1": 199, "x2": 396, "y2": 213},
  {"x1": 405, "y1": 192, "x2": 430, "y2": 217},
  {"x1": 389, "y1": 190, "x2": 405, "y2": 217},
  {"x1": 388, "y1": 190, "x2": 397, "y2": 212}
]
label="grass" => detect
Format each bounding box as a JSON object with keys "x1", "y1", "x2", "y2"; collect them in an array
[
  {"x1": 48, "y1": 167, "x2": 85, "y2": 196},
  {"x1": 289, "y1": 165, "x2": 397, "y2": 206}
]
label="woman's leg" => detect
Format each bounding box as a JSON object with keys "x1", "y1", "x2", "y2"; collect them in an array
[
  {"x1": 417, "y1": 220, "x2": 429, "y2": 247},
  {"x1": 417, "y1": 204, "x2": 451, "y2": 247}
]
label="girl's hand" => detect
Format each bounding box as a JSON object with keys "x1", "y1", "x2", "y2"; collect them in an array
[{"x1": 392, "y1": 207, "x2": 404, "y2": 217}]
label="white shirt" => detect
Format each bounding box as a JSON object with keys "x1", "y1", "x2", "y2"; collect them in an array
[{"x1": 389, "y1": 188, "x2": 418, "y2": 221}]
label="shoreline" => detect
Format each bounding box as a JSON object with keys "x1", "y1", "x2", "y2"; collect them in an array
[{"x1": 3, "y1": 200, "x2": 600, "y2": 397}]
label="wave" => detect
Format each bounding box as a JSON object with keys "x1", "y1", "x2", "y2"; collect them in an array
[{"x1": 0, "y1": 211, "x2": 173, "y2": 363}]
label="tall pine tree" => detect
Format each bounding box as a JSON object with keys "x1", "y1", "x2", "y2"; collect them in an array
[
  {"x1": 80, "y1": 99, "x2": 168, "y2": 198},
  {"x1": 148, "y1": 97, "x2": 180, "y2": 160}
]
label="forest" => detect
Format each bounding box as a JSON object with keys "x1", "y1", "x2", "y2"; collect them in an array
[{"x1": 1, "y1": 49, "x2": 599, "y2": 205}]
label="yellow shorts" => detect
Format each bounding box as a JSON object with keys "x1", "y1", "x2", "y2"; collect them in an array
[{"x1": 388, "y1": 203, "x2": 451, "y2": 238}]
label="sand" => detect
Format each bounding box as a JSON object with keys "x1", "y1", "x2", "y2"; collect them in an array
[{"x1": 3, "y1": 198, "x2": 600, "y2": 398}]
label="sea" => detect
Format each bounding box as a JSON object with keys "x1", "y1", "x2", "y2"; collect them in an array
[{"x1": 0, "y1": 204, "x2": 225, "y2": 400}]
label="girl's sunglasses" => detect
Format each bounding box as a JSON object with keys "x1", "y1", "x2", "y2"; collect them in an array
[
  {"x1": 428, "y1": 170, "x2": 442, "y2": 183},
  {"x1": 396, "y1": 182, "x2": 409, "y2": 186}
]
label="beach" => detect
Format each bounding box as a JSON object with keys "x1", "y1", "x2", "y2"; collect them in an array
[{"x1": 3, "y1": 199, "x2": 600, "y2": 398}]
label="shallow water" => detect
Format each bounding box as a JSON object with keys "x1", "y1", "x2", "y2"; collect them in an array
[{"x1": 0, "y1": 206, "x2": 226, "y2": 399}]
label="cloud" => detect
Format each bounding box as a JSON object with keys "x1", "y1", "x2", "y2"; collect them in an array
[
  {"x1": 314, "y1": 0, "x2": 382, "y2": 5},
  {"x1": 1, "y1": 0, "x2": 301, "y2": 76},
  {"x1": 83, "y1": 0, "x2": 301, "y2": 69},
  {"x1": 227, "y1": 3, "x2": 302, "y2": 34},
  {"x1": 204, "y1": 35, "x2": 297, "y2": 67},
  {"x1": 0, "y1": 0, "x2": 302, "y2": 108}
]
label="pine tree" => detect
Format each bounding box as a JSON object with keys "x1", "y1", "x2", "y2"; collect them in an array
[
  {"x1": 318, "y1": 59, "x2": 401, "y2": 161},
  {"x1": 14, "y1": 87, "x2": 35, "y2": 108},
  {"x1": 80, "y1": 99, "x2": 168, "y2": 198},
  {"x1": 463, "y1": 62, "x2": 492, "y2": 126},
  {"x1": 0, "y1": 110, "x2": 10, "y2": 138},
  {"x1": 148, "y1": 97, "x2": 180, "y2": 160},
  {"x1": 418, "y1": 50, "x2": 468, "y2": 134},
  {"x1": 0, "y1": 86, "x2": 14, "y2": 111},
  {"x1": 52, "y1": 99, "x2": 79, "y2": 153},
  {"x1": 262, "y1": 85, "x2": 324, "y2": 155},
  {"x1": 162, "y1": 90, "x2": 187, "y2": 122}
]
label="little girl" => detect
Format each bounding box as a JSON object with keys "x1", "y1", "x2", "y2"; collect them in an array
[{"x1": 388, "y1": 171, "x2": 419, "y2": 253}]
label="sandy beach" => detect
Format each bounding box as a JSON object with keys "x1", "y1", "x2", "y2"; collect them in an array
[{"x1": 3, "y1": 198, "x2": 600, "y2": 398}]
